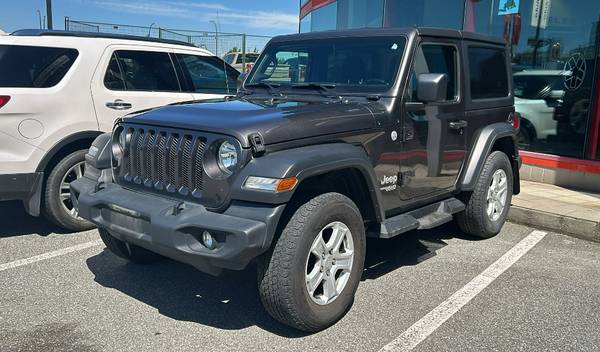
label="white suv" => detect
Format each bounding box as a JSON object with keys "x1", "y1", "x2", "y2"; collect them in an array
[
  {"x1": 0, "y1": 30, "x2": 239, "y2": 231},
  {"x1": 223, "y1": 51, "x2": 260, "y2": 73}
]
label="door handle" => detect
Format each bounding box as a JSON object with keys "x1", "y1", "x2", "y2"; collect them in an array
[
  {"x1": 449, "y1": 120, "x2": 468, "y2": 130},
  {"x1": 106, "y1": 99, "x2": 132, "y2": 110}
]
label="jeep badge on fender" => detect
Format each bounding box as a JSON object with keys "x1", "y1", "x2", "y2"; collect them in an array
[{"x1": 71, "y1": 27, "x2": 520, "y2": 332}]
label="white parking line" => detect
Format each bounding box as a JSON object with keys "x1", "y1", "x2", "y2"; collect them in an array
[
  {"x1": 0, "y1": 239, "x2": 103, "y2": 272},
  {"x1": 379, "y1": 230, "x2": 548, "y2": 352}
]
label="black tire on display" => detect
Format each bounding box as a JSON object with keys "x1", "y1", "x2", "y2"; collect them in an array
[
  {"x1": 456, "y1": 151, "x2": 513, "y2": 238},
  {"x1": 98, "y1": 228, "x2": 163, "y2": 264},
  {"x1": 257, "y1": 192, "x2": 366, "y2": 332},
  {"x1": 516, "y1": 126, "x2": 534, "y2": 149},
  {"x1": 43, "y1": 149, "x2": 94, "y2": 232}
]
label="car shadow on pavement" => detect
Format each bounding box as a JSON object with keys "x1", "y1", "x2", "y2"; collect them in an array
[
  {"x1": 85, "y1": 250, "x2": 309, "y2": 338},
  {"x1": 0, "y1": 201, "x2": 66, "y2": 238},
  {"x1": 85, "y1": 223, "x2": 474, "y2": 337},
  {"x1": 362, "y1": 222, "x2": 476, "y2": 280}
]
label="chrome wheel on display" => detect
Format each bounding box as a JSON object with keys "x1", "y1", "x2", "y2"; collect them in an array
[
  {"x1": 486, "y1": 169, "x2": 508, "y2": 222},
  {"x1": 305, "y1": 221, "x2": 354, "y2": 306}
]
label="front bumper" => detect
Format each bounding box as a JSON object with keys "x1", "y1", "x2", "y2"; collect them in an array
[
  {"x1": 0, "y1": 173, "x2": 43, "y2": 216},
  {"x1": 71, "y1": 176, "x2": 285, "y2": 275}
]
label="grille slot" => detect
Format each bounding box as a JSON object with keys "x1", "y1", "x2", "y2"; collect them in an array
[{"x1": 118, "y1": 127, "x2": 207, "y2": 195}]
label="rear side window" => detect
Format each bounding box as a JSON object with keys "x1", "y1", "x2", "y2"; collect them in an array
[
  {"x1": 175, "y1": 54, "x2": 239, "y2": 94},
  {"x1": 236, "y1": 54, "x2": 259, "y2": 64},
  {"x1": 468, "y1": 47, "x2": 509, "y2": 100},
  {"x1": 103, "y1": 50, "x2": 180, "y2": 92},
  {"x1": 0, "y1": 45, "x2": 78, "y2": 88}
]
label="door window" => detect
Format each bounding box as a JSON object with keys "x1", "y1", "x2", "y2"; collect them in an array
[
  {"x1": 407, "y1": 44, "x2": 458, "y2": 102},
  {"x1": 103, "y1": 50, "x2": 180, "y2": 92},
  {"x1": 175, "y1": 54, "x2": 239, "y2": 94}
]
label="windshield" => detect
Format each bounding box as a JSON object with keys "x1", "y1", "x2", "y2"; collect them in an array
[{"x1": 247, "y1": 36, "x2": 406, "y2": 94}]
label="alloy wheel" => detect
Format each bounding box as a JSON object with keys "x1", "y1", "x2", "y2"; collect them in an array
[
  {"x1": 59, "y1": 161, "x2": 85, "y2": 217},
  {"x1": 486, "y1": 169, "x2": 508, "y2": 222},
  {"x1": 305, "y1": 221, "x2": 354, "y2": 305}
]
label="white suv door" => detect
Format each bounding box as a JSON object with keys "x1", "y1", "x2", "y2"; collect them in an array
[{"x1": 91, "y1": 46, "x2": 194, "y2": 131}]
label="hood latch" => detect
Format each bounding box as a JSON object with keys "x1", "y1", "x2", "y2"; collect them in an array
[{"x1": 249, "y1": 133, "x2": 266, "y2": 157}]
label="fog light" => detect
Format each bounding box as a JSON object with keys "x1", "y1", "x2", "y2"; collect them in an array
[{"x1": 202, "y1": 230, "x2": 217, "y2": 250}]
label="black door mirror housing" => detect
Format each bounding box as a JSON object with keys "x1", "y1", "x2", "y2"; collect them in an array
[{"x1": 417, "y1": 73, "x2": 448, "y2": 103}]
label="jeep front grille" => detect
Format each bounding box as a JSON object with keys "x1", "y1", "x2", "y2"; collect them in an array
[{"x1": 117, "y1": 126, "x2": 207, "y2": 196}]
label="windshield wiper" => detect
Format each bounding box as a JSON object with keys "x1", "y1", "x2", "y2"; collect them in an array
[
  {"x1": 291, "y1": 83, "x2": 337, "y2": 91},
  {"x1": 290, "y1": 83, "x2": 339, "y2": 99},
  {"x1": 244, "y1": 82, "x2": 282, "y2": 95}
]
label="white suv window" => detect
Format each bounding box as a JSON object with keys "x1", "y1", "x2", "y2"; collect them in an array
[
  {"x1": 103, "y1": 50, "x2": 180, "y2": 92},
  {"x1": 0, "y1": 45, "x2": 79, "y2": 88},
  {"x1": 175, "y1": 54, "x2": 239, "y2": 94}
]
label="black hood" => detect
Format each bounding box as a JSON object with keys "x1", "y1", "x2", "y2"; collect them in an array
[{"x1": 124, "y1": 97, "x2": 376, "y2": 148}]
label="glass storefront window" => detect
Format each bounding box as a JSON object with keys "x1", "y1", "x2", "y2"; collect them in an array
[
  {"x1": 467, "y1": 0, "x2": 600, "y2": 158},
  {"x1": 300, "y1": 14, "x2": 312, "y2": 33},
  {"x1": 385, "y1": 0, "x2": 465, "y2": 29},
  {"x1": 337, "y1": 0, "x2": 384, "y2": 29},
  {"x1": 311, "y1": 2, "x2": 338, "y2": 32}
]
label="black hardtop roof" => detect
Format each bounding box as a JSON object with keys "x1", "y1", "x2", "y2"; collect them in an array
[
  {"x1": 10, "y1": 29, "x2": 196, "y2": 48},
  {"x1": 270, "y1": 27, "x2": 505, "y2": 46}
]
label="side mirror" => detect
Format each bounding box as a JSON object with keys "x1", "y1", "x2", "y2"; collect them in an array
[{"x1": 417, "y1": 73, "x2": 448, "y2": 103}]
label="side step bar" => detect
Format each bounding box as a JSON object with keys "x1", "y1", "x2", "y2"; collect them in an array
[{"x1": 376, "y1": 198, "x2": 465, "y2": 239}]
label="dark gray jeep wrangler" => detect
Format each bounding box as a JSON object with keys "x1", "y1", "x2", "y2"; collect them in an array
[{"x1": 71, "y1": 27, "x2": 521, "y2": 332}]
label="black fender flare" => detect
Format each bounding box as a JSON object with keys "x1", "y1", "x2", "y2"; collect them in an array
[
  {"x1": 459, "y1": 122, "x2": 520, "y2": 192},
  {"x1": 230, "y1": 143, "x2": 384, "y2": 222}
]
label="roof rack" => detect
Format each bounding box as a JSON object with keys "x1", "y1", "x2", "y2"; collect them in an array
[{"x1": 10, "y1": 29, "x2": 197, "y2": 48}]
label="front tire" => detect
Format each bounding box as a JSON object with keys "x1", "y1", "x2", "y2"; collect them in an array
[
  {"x1": 456, "y1": 151, "x2": 513, "y2": 238},
  {"x1": 43, "y1": 150, "x2": 94, "y2": 232},
  {"x1": 98, "y1": 228, "x2": 163, "y2": 264},
  {"x1": 258, "y1": 192, "x2": 365, "y2": 332}
]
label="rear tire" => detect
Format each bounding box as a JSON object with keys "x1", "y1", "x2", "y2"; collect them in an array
[
  {"x1": 98, "y1": 228, "x2": 163, "y2": 264},
  {"x1": 258, "y1": 192, "x2": 365, "y2": 332},
  {"x1": 456, "y1": 151, "x2": 513, "y2": 238},
  {"x1": 43, "y1": 150, "x2": 94, "y2": 232}
]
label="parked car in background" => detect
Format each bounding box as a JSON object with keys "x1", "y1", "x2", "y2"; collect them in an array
[
  {"x1": 223, "y1": 51, "x2": 260, "y2": 73},
  {"x1": 513, "y1": 70, "x2": 566, "y2": 148},
  {"x1": 0, "y1": 30, "x2": 239, "y2": 231}
]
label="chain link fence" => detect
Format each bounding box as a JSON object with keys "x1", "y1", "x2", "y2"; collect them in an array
[{"x1": 64, "y1": 17, "x2": 272, "y2": 63}]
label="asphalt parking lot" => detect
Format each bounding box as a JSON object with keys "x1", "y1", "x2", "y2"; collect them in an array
[{"x1": 1, "y1": 200, "x2": 599, "y2": 352}]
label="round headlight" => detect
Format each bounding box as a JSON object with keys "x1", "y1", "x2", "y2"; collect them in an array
[
  {"x1": 118, "y1": 129, "x2": 127, "y2": 151},
  {"x1": 217, "y1": 141, "x2": 238, "y2": 175},
  {"x1": 112, "y1": 127, "x2": 127, "y2": 164}
]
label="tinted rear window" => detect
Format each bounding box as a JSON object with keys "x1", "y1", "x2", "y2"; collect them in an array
[
  {"x1": 0, "y1": 45, "x2": 79, "y2": 88},
  {"x1": 468, "y1": 47, "x2": 509, "y2": 100}
]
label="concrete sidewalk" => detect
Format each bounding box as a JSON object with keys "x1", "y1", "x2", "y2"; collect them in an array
[{"x1": 509, "y1": 181, "x2": 600, "y2": 242}]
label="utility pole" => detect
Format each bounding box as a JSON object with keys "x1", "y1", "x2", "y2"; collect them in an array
[
  {"x1": 46, "y1": 0, "x2": 53, "y2": 30},
  {"x1": 210, "y1": 20, "x2": 219, "y2": 56}
]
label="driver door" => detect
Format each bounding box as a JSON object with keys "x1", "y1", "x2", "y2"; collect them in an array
[{"x1": 398, "y1": 40, "x2": 467, "y2": 201}]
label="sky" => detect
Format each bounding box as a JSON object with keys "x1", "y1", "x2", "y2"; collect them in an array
[{"x1": 0, "y1": 0, "x2": 301, "y2": 36}]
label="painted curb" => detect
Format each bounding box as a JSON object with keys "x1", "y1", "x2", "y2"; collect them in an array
[{"x1": 508, "y1": 206, "x2": 600, "y2": 243}]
